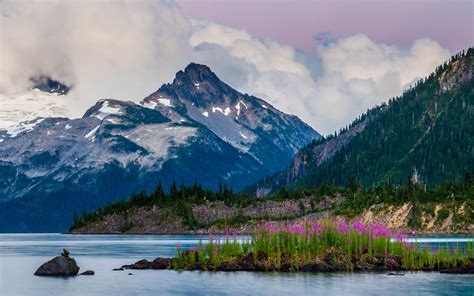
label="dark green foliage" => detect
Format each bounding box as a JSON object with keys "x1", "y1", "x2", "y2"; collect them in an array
[
  {"x1": 424, "y1": 203, "x2": 435, "y2": 217},
  {"x1": 331, "y1": 177, "x2": 473, "y2": 221},
  {"x1": 347, "y1": 176, "x2": 359, "y2": 193},
  {"x1": 275, "y1": 187, "x2": 290, "y2": 200},
  {"x1": 294, "y1": 49, "x2": 473, "y2": 189},
  {"x1": 436, "y1": 208, "x2": 450, "y2": 224},
  {"x1": 70, "y1": 174, "x2": 474, "y2": 231},
  {"x1": 408, "y1": 194, "x2": 422, "y2": 229},
  {"x1": 119, "y1": 221, "x2": 135, "y2": 233},
  {"x1": 69, "y1": 181, "x2": 256, "y2": 231},
  {"x1": 299, "y1": 200, "x2": 305, "y2": 215},
  {"x1": 129, "y1": 191, "x2": 149, "y2": 208}
]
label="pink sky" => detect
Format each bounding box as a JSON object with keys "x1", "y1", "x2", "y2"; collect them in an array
[{"x1": 177, "y1": 0, "x2": 473, "y2": 54}]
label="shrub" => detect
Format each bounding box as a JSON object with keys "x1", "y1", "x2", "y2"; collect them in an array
[
  {"x1": 424, "y1": 204, "x2": 435, "y2": 217},
  {"x1": 436, "y1": 208, "x2": 450, "y2": 224},
  {"x1": 408, "y1": 197, "x2": 422, "y2": 229},
  {"x1": 119, "y1": 221, "x2": 135, "y2": 233}
]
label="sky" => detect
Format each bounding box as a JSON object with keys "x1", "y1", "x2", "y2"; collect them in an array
[
  {"x1": 178, "y1": 0, "x2": 473, "y2": 54},
  {"x1": 0, "y1": 0, "x2": 471, "y2": 135}
]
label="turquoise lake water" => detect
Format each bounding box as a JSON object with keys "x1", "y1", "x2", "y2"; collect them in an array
[{"x1": 0, "y1": 234, "x2": 472, "y2": 295}]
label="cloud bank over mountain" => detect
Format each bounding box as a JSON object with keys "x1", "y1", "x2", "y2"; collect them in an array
[{"x1": 0, "y1": 0, "x2": 451, "y2": 134}]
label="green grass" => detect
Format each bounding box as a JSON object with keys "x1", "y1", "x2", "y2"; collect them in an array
[{"x1": 170, "y1": 218, "x2": 473, "y2": 272}]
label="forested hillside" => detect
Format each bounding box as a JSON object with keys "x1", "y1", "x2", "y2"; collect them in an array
[
  {"x1": 70, "y1": 177, "x2": 474, "y2": 234},
  {"x1": 255, "y1": 48, "x2": 473, "y2": 193}
]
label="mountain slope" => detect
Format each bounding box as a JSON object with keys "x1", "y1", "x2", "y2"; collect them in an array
[
  {"x1": 255, "y1": 48, "x2": 473, "y2": 195},
  {"x1": 140, "y1": 63, "x2": 319, "y2": 171},
  {"x1": 0, "y1": 64, "x2": 320, "y2": 232},
  {"x1": 0, "y1": 76, "x2": 71, "y2": 129}
]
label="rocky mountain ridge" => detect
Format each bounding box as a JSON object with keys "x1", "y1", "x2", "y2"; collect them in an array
[{"x1": 0, "y1": 63, "x2": 320, "y2": 232}]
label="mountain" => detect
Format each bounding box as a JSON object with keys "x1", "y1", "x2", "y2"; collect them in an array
[
  {"x1": 30, "y1": 75, "x2": 71, "y2": 95},
  {"x1": 0, "y1": 63, "x2": 320, "y2": 232},
  {"x1": 255, "y1": 48, "x2": 473, "y2": 196},
  {"x1": 0, "y1": 76, "x2": 71, "y2": 129}
]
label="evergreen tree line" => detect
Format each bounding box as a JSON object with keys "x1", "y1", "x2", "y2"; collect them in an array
[
  {"x1": 296, "y1": 48, "x2": 473, "y2": 189},
  {"x1": 71, "y1": 171, "x2": 474, "y2": 231}
]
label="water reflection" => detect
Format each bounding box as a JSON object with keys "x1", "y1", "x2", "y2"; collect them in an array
[{"x1": 0, "y1": 234, "x2": 473, "y2": 296}]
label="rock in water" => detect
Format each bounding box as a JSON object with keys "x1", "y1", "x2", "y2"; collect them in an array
[
  {"x1": 80, "y1": 270, "x2": 95, "y2": 275},
  {"x1": 34, "y1": 251, "x2": 80, "y2": 276}
]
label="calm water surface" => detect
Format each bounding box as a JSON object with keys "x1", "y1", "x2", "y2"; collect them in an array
[{"x1": 0, "y1": 234, "x2": 473, "y2": 296}]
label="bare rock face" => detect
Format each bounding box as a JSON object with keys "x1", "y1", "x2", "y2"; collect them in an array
[
  {"x1": 0, "y1": 63, "x2": 320, "y2": 233},
  {"x1": 34, "y1": 249, "x2": 80, "y2": 276}
]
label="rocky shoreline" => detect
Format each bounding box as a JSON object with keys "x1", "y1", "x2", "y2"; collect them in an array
[
  {"x1": 70, "y1": 199, "x2": 473, "y2": 235},
  {"x1": 120, "y1": 255, "x2": 474, "y2": 274},
  {"x1": 69, "y1": 229, "x2": 474, "y2": 236}
]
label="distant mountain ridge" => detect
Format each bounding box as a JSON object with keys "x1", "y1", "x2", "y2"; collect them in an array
[
  {"x1": 0, "y1": 63, "x2": 320, "y2": 232},
  {"x1": 255, "y1": 48, "x2": 473, "y2": 195}
]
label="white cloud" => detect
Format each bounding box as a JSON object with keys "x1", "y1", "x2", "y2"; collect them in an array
[
  {"x1": 0, "y1": 0, "x2": 193, "y2": 118},
  {"x1": 0, "y1": 1, "x2": 452, "y2": 135},
  {"x1": 191, "y1": 20, "x2": 310, "y2": 78},
  {"x1": 189, "y1": 26, "x2": 450, "y2": 134},
  {"x1": 308, "y1": 34, "x2": 451, "y2": 132}
]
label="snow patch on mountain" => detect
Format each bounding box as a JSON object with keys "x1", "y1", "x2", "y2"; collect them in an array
[
  {"x1": 112, "y1": 123, "x2": 197, "y2": 166},
  {"x1": 106, "y1": 118, "x2": 120, "y2": 124},
  {"x1": 235, "y1": 102, "x2": 241, "y2": 115},
  {"x1": 0, "y1": 90, "x2": 68, "y2": 129},
  {"x1": 141, "y1": 100, "x2": 157, "y2": 109},
  {"x1": 85, "y1": 125, "x2": 100, "y2": 139},
  {"x1": 158, "y1": 98, "x2": 173, "y2": 107},
  {"x1": 5, "y1": 118, "x2": 45, "y2": 137},
  {"x1": 212, "y1": 106, "x2": 231, "y2": 116},
  {"x1": 94, "y1": 101, "x2": 121, "y2": 120}
]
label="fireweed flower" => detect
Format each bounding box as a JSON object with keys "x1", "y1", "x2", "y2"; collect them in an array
[{"x1": 387, "y1": 258, "x2": 396, "y2": 271}]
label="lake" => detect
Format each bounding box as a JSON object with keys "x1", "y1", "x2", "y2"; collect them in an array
[{"x1": 0, "y1": 234, "x2": 473, "y2": 295}]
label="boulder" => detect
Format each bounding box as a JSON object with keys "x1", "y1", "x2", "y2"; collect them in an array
[
  {"x1": 150, "y1": 258, "x2": 171, "y2": 269},
  {"x1": 122, "y1": 259, "x2": 150, "y2": 269},
  {"x1": 121, "y1": 258, "x2": 171, "y2": 270},
  {"x1": 34, "y1": 250, "x2": 80, "y2": 276},
  {"x1": 80, "y1": 270, "x2": 95, "y2": 275}
]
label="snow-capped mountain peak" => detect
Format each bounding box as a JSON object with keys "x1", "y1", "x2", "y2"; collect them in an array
[
  {"x1": 0, "y1": 63, "x2": 321, "y2": 232},
  {"x1": 0, "y1": 76, "x2": 71, "y2": 130}
]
